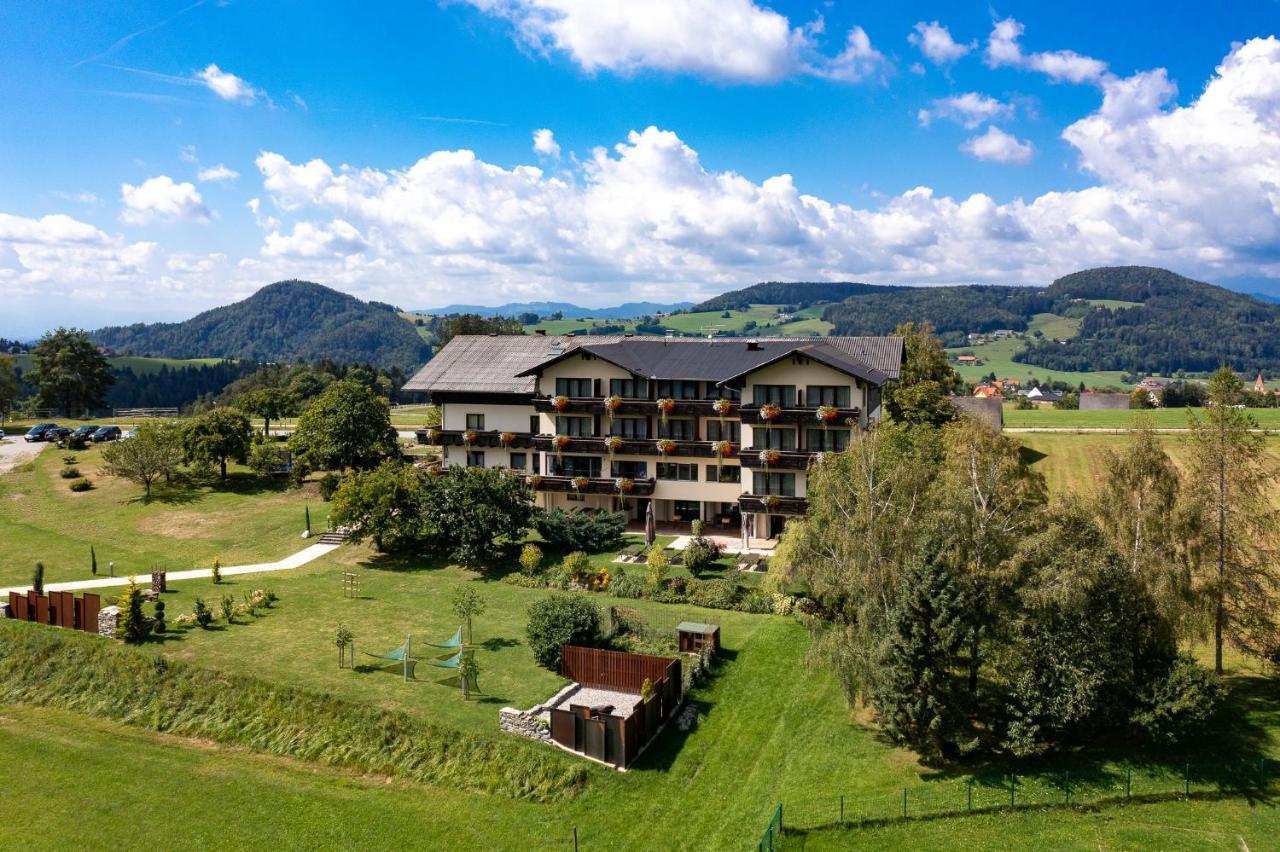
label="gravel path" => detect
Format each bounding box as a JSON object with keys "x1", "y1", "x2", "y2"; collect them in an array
[{"x1": 0, "y1": 438, "x2": 49, "y2": 475}]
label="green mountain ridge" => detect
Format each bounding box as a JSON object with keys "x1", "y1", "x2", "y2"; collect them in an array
[{"x1": 89, "y1": 280, "x2": 430, "y2": 372}]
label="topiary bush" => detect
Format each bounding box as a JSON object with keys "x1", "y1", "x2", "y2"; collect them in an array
[
  {"x1": 681, "y1": 536, "x2": 722, "y2": 578},
  {"x1": 526, "y1": 594, "x2": 601, "y2": 669},
  {"x1": 534, "y1": 508, "x2": 626, "y2": 553}
]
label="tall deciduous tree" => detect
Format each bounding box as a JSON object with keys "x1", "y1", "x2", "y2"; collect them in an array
[
  {"x1": 783, "y1": 423, "x2": 940, "y2": 702},
  {"x1": 101, "y1": 419, "x2": 184, "y2": 498},
  {"x1": 1096, "y1": 416, "x2": 1190, "y2": 627},
  {"x1": 934, "y1": 415, "x2": 1046, "y2": 692},
  {"x1": 182, "y1": 407, "x2": 252, "y2": 480},
  {"x1": 0, "y1": 355, "x2": 18, "y2": 424},
  {"x1": 422, "y1": 466, "x2": 535, "y2": 567},
  {"x1": 329, "y1": 460, "x2": 428, "y2": 552},
  {"x1": 883, "y1": 322, "x2": 963, "y2": 426},
  {"x1": 288, "y1": 380, "x2": 398, "y2": 472},
  {"x1": 30, "y1": 328, "x2": 114, "y2": 416},
  {"x1": 237, "y1": 387, "x2": 295, "y2": 437},
  {"x1": 1183, "y1": 368, "x2": 1280, "y2": 673}
]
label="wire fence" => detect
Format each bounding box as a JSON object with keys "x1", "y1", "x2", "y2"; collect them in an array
[{"x1": 756, "y1": 758, "x2": 1272, "y2": 848}]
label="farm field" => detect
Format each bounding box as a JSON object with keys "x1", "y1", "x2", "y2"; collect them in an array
[
  {"x1": 11, "y1": 354, "x2": 231, "y2": 375},
  {"x1": 522, "y1": 303, "x2": 833, "y2": 339},
  {"x1": 945, "y1": 312, "x2": 1143, "y2": 388},
  {"x1": 1004, "y1": 406, "x2": 1280, "y2": 430}
]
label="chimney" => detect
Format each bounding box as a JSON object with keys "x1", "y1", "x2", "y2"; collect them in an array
[
  {"x1": 746, "y1": 340, "x2": 762, "y2": 351},
  {"x1": 535, "y1": 329, "x2": 547, "y2": 336}
]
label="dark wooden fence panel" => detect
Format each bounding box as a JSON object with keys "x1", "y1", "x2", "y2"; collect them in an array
[
  {"x1": 560, "y1": 646, "x2": 678, "y2": 694},
  {"x1": 34, "y1": 595, "x2": 49, "y2": 625},
  {"x1": 83, "y1": 594, "x2": 100, "y2": 631}
]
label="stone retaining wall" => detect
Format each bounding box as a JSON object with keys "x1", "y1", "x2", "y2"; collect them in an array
[
  {"x1": 97, "y1": 605, "x2": 120, "y2": 638},
  {"x1": 499, "y1": 707, "x2": 552, "y2": 743}
]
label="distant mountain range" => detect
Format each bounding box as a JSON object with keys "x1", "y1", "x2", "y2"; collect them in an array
[
  {"x1": 90, "y1": 281, "x2": 430, "y2": 372},
  {"x1": 414, "y1": 300, "x2": 694, "y2": 319}
]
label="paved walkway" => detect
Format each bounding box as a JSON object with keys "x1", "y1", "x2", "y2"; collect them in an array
[{"x1": 0, "y1": 541, "x2": 341, "y2": 597}]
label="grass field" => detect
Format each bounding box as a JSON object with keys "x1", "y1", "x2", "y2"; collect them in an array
[
  {"x1": 3, "y1": 429, "x2": 1280, "y2": 849},
  {"x1": 12, "y1": 354, "x2": 230, "y2": 376},
  {"x1": 1004, "y1": 406, "x2": 1280, "y2": 430},
  {"x1": 0, "y1": 442, "x2": 313, "y2": 586},
  {"x1": 523, "y1": 303, "x2": 833, "y2": 339},
  {"x1": 946, "y1": 312, "x2": 1141, "y2": 388}
]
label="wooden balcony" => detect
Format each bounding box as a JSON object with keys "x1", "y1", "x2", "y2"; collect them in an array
[
  {"x1": 533, "y1": 396, "x2": 738, "y2": 418},
  {"x1": 527, "y1": 475, "x2": 656, "y2": 497},
  {"x1": 738, "y1": 405, "x2": 860, "y2": 426},
  {"x1": 416, "y1": 429, "x2": 535, "y2": 449},
  {"x1": 737, "y1": 449, "x2": 820, "y2": 471},
  {"x1": 532, "y1": 435, "x2": 722, "y2": 459},
  {"x1": 738, "y1": 494, "x2": 808, "y2": 515}
]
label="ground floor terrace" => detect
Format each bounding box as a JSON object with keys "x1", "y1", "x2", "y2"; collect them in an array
[{"x1": 534, "y1": 491, "x2": 800, "y2": 545}]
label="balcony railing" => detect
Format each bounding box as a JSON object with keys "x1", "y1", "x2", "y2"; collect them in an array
[
  {"x1": 416, "y1": 429, "x2": 536, "y2": 449},
  {"x1": 533, "y1": 396, "x2": 738, "y2": 418},
  {"x1": 527, "y1": 475, "x2": 656, "y2": 497},
  {"x1": 738, "y1": 405, "x2": 861, "y2": 426},
  {"x1": 532, "y1": 435, "x2": 727, "y2": 459},
  {"x1": 738, "y1": 494, "x2": 809, "y2": 515},
  {"x1": 738, "y1": 449, "x2": 823, "y2": 471}
]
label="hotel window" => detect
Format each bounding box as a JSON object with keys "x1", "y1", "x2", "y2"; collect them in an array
[
  {"x1": 566, "y1": 493, "x2": 586, "y2": 502},
  {"x1": 555, "y1": 377, "x2": 592, "y2": 397},
  {"x1": 610, "y1": 417, "x2": 648, "y2": 439},
  {"x1": 657, "y1": 462, "x2": 698, "y2": 481},
  {"x1": 752, "y1": 384, "x2": 796, "y2": 407},
  {"x1": 466, "y1": 451, "x2": 485, "y2": 468},
  {"x1": 805, "y1": 385, "x2": 850, "y2": 407},
  {"x1": 657, "y1": 418, "x2": 694, "y2": 440},
  {"x1": 609, "y1": 377, "x2": 649, "y2": 399},
  {"x1": 705, "y1": 465, "x2": 741, "y2": 483},
  {"x1": 554, "y1": 456, "x2": 601, "y2": 478},
  {"x1": 752, "y1": 472, "x2": 795, "y2": 496},
  {"x1": 529, "y1": 415, "x2": 540, "y2": 434},
  {"x1": 805, "y1": 428, "x2": 850, "y2": 452},
  {"x1": 509, "y1": 452, "x2": 527, "y2": 471},
  {"x1": 705, "y1": 420, "x2": 740, "y2": 442},
  {"x1": 555, "y1": 416, "x2": 592, "y2": 437},
  {"x1": 656, "y1": 380, "x2": 699, "y2": 400},
  {"x1": 465, "y1": 413, "x2": 485, "y2": 430},
  {"x1": 755, "y1": 427, "x2": 796, "y2": 450},
  {"x1": 611, "y1": 460, "x2": 648, "y2": 479}
]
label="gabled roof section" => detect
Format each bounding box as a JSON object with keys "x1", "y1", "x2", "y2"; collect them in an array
[{"x1": 404, "y1": 334, "x2": 903, "y2": 396}]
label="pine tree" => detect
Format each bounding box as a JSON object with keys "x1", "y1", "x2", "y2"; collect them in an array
[
  {"x1": 1183, "y1": 368, "x2": 1280, "y2": 673},
  {"x1": 874, "y1": 557, "x2": 972, "y2": 764},
  {"x1": 32, "y1": 562, "x2": 44, "y2": 595}
]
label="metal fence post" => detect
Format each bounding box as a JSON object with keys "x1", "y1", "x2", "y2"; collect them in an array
[
  {"x1": 839, "y1": 794, "x2": 844, "y2": 825},
  {"x1": 902, "y1": 788, "x2": 908, "y2": 819},
  {"x1": 1009, "y1": 774, "x2": 1017, "y2": 809},
  {"x1": 967, "y1": 778, "x2": 974, "y2": 814},
  {"x1": 1125, "y1": 766, "x2": 1131, "y2": 799},
  {"x1": 1184, "y1": 763, "x2": 1191, "y2": 796},
  {"x1": 1064, "y1": 770, "x2": 1070, "y2": 805}
]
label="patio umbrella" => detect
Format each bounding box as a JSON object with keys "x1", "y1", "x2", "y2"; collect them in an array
[
  {"x1": 741, "y1": 512, "x2": 749, "y2": 551},
  {"x1": 645, "y1": 499, "x2": 655, "y2": 547}
]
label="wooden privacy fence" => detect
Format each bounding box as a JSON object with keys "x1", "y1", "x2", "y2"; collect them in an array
[
  {"x1": 561, "y1": 645, "x2": 679, "y2": 696},
  {"x1": 7, "y1": 591, "x2": 101, "y2": 633}
]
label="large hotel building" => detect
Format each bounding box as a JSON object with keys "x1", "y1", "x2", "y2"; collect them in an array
[{"x1": 405, "y1": 333, "x2": 902, "y2": 542}]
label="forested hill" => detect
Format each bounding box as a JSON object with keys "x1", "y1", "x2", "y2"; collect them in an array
[
  {"x1": 692, "y1": 281, "x2": 887, "y2": 312},
  {"x1": 1021, "y1": 267, "x2": 1280, "y2": 373},
  {"x1": 822, "y1": 285, "x2": 1051, "y2": 343},
  {"x1": 91, "y1": 281, "x2": 430, "y2": 371}
]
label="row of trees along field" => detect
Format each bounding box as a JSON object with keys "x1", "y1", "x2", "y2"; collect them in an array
[{"x1": 768, "y1": 325, "x2": 1279, "y2": 764}]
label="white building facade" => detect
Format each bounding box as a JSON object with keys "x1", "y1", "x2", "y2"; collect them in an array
[{"x1": 405, "y1": 334, "x2": 902, "y2": 541}]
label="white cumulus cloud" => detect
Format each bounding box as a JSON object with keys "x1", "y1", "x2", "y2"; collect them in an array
[
  {"x1": 986, "y1": 17, "x2": 1108, "y2": 84},
  {"x1": 919, "y1": 93, "x2": 1014, "y2": 128},
  {"x1": 197, "y1": 164, "x2": 240, "y2": 183},
  {"x1": 961, "y1": 126, "x2": 1035, "y2": 164},
  {"x1": 196, "y1": 64, "x2": 261, "y2": 102},
  {"x1": 532, "y1": 128, "x2": 561, "y2": 158},
  {"x1": 908, "y1": 21, "x2": 973, "y2": 66},
  {"x1": 120, "y1": 176, "x2": 212, "y2": 224},
  {"x1": 460, "y1": 0, "x2": 884, "y2": 83}
]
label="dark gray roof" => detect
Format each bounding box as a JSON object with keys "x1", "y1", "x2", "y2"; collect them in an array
[{"x1": 405, "y1": 334, "x2": 902, "y2": 396}]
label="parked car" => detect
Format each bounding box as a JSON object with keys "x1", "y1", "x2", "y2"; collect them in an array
[
  {"x1": 23, "y1": 423, "x2": 60, "y2": 442},
  {"x1": 121, "y1": 428, "x2": 138, "y2": 440},
  {"x1": 45, "y1": 426, "x2": 72, "y2": 442},
  {"x1": 91, "y1": 426, "x2": 123, "y2": 443},
  {"x1": 71, "y1": 424, "x2": 100, "y2": 441}
]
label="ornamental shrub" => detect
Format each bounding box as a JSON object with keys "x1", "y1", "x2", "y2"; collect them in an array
[
  {"x1": 525, "y1": 595, "x2": 601, "y2": 669},
  {"x1": 192, "y1": 598, "x2": 213, "y2": 628},
  {"x1": 608, "y1": 568, "x2": 646, "y2": 599},
  {"x1": 558, "y1": 551, "x2": 593, "y2": 588},
  {"x1": 319, "y1": 471, "x2": 342, "y2": 501},
  {"x1": 1131, "y1": 655, "x2": 1224, "y2": 745},
  {"x1": 534, "y1": 508, "x2": 625, "y2": 553},
  {"x1": 69, "y1": 478, "x2": 93, "y2": 492},
  {"x1": 687, "y1": 578, "x2": 739, "y2": 610},
  {"x1": 682, "y1": 536, "x2": 722, "y2": 578},
  {"x1": 219, "y1": 594, "x2": 235, "y2": 622},
  {"x1": 518, "y1": 543, "x2": 543, "y2": 576},
  {"x1": 59, "y1": 466, "x2": 81, "y2": 479}
]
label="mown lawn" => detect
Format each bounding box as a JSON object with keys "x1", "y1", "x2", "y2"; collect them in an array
[{"x1": 0, "y1": 442, "x2": 314, "y2": 586}]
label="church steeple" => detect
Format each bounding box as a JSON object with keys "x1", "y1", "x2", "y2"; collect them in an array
[{"x1": 1257, "y1": 372, "x2": 1267, "y2": 394}]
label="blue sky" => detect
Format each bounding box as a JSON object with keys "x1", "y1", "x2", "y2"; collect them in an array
[{"x1": 2, "y1": 1, "x2": 1279, "y2": 336}]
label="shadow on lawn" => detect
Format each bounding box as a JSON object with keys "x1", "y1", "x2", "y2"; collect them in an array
[{"x1": 913, "y1": 673, "x2": 1277, "y2": 804}]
